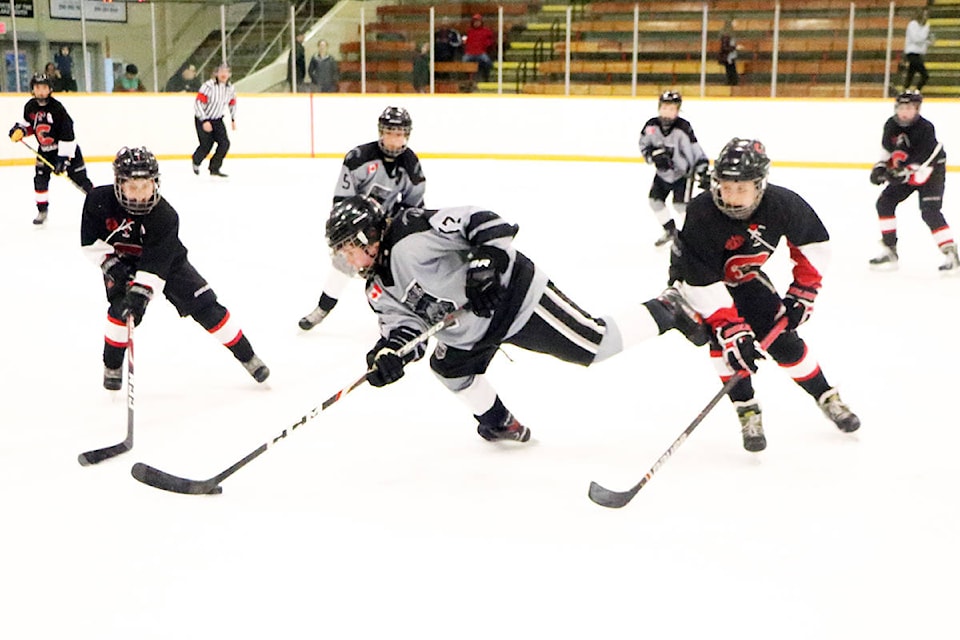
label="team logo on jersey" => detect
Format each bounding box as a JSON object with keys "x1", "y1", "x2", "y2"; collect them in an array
[
  {"x1": 369, "y1": 283, "x2": 383, "y2": 300},
  {"x1": 367, "y1": 162, "x2": 379, "y2": 174},
  {"x1": 725, "y1": 235, "x2": 745, "y2": 250}
]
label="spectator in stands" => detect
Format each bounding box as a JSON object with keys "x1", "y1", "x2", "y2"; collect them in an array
[
  {"x1": 903, "y1": 8, "x2": 933, "y2": 92},
  {"x1": 289, "y1": 32, "x2": 307, "y2": 92},
  {"x1": 434, "y1": 18, "x2": 463, "y2": 64},
  {"x1": 43, "y1": 62, "x2": 64, "y2": 92},
  {"x1": 54, "y1": 45, "x2": 77, "y2": 92},
  {"x1": 115, "y1": 64, "x2": 146, "y2": 92},
  {"x1": 718, "y1": 20, "x2": 739, "y2": 86},
  {"x1": 308, "y1": 40, "x2": 340, "y2": 93},
  {"x1": 165, "y1": 63, "x2": 201, "y2": 93},
  {"x1": 462, "y1": 13, "x2": 496, "y2": 83},
  {"x1": 413, "y1": 41, "x2": 431, "y2": 93}
]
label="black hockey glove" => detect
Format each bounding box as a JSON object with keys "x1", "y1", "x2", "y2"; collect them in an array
[
  {"x1": 694, "y1": 161, "x2": 711, "y2": 190},
  {"x1": 465, "y1": 246, "x2": 508, "y2": 318},
  {"x1": 9, "y1": 124, "x2": 26, "y2": 143},
  {"x1": 717, "y1": 321, "x2": 763, "y2": 373},
  {"x1": 364, "y1": 326, "x2": 426, "y2": 387},
  {"x1": 650, "y1": 147, "x2": 673, "y2": 171},
  {"x1": 366, "y1": 349, "x2": 405, "y2": 387},
  {"x1": 778, "y1": 283, "x2": 817, "y2": 332},
  {"x1": 53, "y1": 156, "x2": 71, "y2": 174},
  {"x1": 101, "y1": 256, "x2": 134, "y2": 301},
  {"x1": 869, "y1": 162, "x2": 888, "y2": 185},
  {"x1": 120, "y1": 283, "x2": 153, "y2": 326}
]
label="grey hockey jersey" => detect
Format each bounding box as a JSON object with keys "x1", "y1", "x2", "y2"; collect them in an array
[
  {"x1": 365, "y1": 206, "x2": 549, "y2": 351},
  {"x1": 639, "y1": 117, "x2": 709, "y2": 183},
  {"x1": 333, "y1": 141, "x2": 426, "y2": 215}
]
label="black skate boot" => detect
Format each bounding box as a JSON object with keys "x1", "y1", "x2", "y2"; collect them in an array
[
  {"x1": 298, "y1": 306, "x2": 328, "y2": 331},
  {"x1": 734, "y1": 401, "x2": 766, "y2": 452},
  {"x1": 817, "y1": 388, "x2": 860, "y2": 433},
  {"x1": 938, "y1": 243, "x2": 959, "y2": 273},
  {"x1": 656, "y1": 286, "x2": 709, "y2": 346},
  {"x1": 103, "y1": 366, "x2": 123, "y2": 391},
  {"x1": 242, "y1": 355, "x2": 270, "y2": 383},
  {"x1": 654, "y1": 228, "x2": 674, "y2": 247},
  {"x1": 869, "y1": 244, "x2": 898, "y2": 269},
  {"x1": 477, "y1": 411, "x2": 530, "y2": 442}
]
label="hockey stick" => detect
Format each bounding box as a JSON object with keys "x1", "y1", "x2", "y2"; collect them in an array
[
  {"x1": 18, "y1": 139, "x2": 88, "y2": 193},
  {"x1": 131, "y1": 306, "x2": 469, "y2": 495},
  {"x1": 588, "y1": 316, "x2": 789, "y2": 508},
  {"x1": 78, "y1": 316, "x2": 136, "y2": 466}
]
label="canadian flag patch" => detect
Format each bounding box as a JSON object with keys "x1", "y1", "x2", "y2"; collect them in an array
[
  {"x1": 369, "y1": 283, "x2": 383, "y2": 300},
  {"x1": 367, "y1": 162, "x2": 379, "y2": 174}
]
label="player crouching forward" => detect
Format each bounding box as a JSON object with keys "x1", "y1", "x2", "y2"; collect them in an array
[
  {"x1": 868, "y1": 90, "x2": 958, "y2": 272},
  {"x1": 670, "y1": 138, "x2": 860, "y2": 452},
  {"x1": 327, "y1": 195, "x2": 708, "y2": 442},
  {"x1": 81, "y1": 147, "x2": 269, "y2": 390}
]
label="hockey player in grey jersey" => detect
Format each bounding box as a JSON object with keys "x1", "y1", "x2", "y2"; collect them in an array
[
  {"x1": 326, "y1": 195, "x2": 708, "y2": 442},
  {"x1": 299, "y1": 107, "x2": 427, "y2": 330},
  {"x1": 639, "y1": 91, "x2": 710, "y2": 247}
]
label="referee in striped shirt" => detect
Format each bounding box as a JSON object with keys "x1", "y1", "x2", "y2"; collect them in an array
[{"x1": 191, "y1": 63, "x2": 236, "y2": 177}]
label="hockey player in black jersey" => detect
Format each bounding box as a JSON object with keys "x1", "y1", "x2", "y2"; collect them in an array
[
  {"x1": 325, "y1": 195, "x2": 708, "y2": 443},
  {"x1": 299, "y1": 106, "x2": 427, "y2": 330},
  {"x1": 670, "y1": 138, "x2": 860, "y2": 452},
  {"x1": 639, "y1": 91, "x2": 710, "y2": 247},
  {"x1": 8, "y1": 73, "x2": 93, "y2": 225},
  {"x1": 868, "y1": 90, "x2": 958, "y2": 272},
  {"x1": 81, "y1": 147, "x2": 270, "y2": 390}
]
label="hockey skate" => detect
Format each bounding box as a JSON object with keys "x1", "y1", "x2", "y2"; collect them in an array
[
  {"x1": 868, "y1": 244, "x2": 899, "y2": 269},
  {"x1": 210, "y1": 170, "x2": 228, "y2": 178},
  {"x1": 242, "y1": 355, "x2": 270, "y2": 383},
  {"x1": 477, "y1": 411, "x2": 531, "y2": 443},
  {"x1": 103, "y1": 366, "x2": 123, "y2": 391},
  {"x1": 653, "y1": 229, "x2": 674, "y2": 247},
  {"x1": 938, "y1": 243, "x2": 959, "y2": 273},
  {"x1": 191, "y1": 164, "x2": 200, "y2": 175},
  {"x1": 656, "y1": 287, "x2": 709, "y2": 346},
  {"x1": 817, "y1": 388, "x2": 860, "y2": 433},
  {"x1": 298, "y1": 306, "x2": 328, "y2": 331},
  {"x1": 734, "y1": 401, "x2": 766, "y2": 452},
  {"x1": 33, "y1": 210, "x2": 48, "y2": 225}
]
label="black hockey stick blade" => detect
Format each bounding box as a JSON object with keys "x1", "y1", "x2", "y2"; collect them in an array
[
  {"x1": 587, "y1": 480, "x2": 644, "y2": 509},
  {"x1": 78, "y1": 442, "x2": 133, "y2": 466},
  {"x1": 131, "y1": 462, "x2": 226, "y2": 495}
]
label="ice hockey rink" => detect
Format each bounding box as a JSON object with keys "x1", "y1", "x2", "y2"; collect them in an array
[{"x1": 1, "y1": 156, "x2": 958, "y2": 639}]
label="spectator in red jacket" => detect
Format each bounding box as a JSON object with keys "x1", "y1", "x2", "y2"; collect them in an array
[{"x1": 462, "y1": 13, "x2": 495, "y2": 82}]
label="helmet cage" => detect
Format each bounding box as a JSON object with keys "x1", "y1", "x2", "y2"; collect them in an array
[
  {"x1": 377, "y1": 107, "x2": 412, "y2": 158},
  {"x1": 113, "y1": 146, "x2": 161, "y2": 215}
]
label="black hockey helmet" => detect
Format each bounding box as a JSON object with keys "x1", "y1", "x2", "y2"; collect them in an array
[
  {"x1": 896, "y1": 89, "x2": 923, "y2": 105},
  {"x1": 30, "y1": 73, "x2": 52, "y2": 91},
  {"x1": 377, "y1": 106, "x2": 412, "y2": 158},
  {"x1": 710, "y1": 138, "x2": 771, "y2": 220},
  {"x1": 113, "y1": 146, "x2": 161, "y2": 214},
  {"x1": 658, "y1": 90, "x2": 682, "y2": 106},
  {"x1": 326, "y1": 195, "x2": 387, "y2": 276}
]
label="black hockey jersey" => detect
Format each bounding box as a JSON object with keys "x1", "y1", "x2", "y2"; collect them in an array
[
  {"x1": 80, "y1": 186, "x2": 189, "y2": 291},
  {"x1": 878, "y1": 115, "x2": 946, "y2": 185},
  {"x1": 671, "y1": 185, "x2": 831, "y2": 327},
  {"x1": 17, "y1": 96, "x2": 78, "y2": 154},
  {"x1": 332, "y1": 141, "x2": 426, "y2": 215}
]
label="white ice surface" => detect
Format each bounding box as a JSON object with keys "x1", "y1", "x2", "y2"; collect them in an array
[{"x1": 0, "y1": 158, "x2": 958, "y2": 639}]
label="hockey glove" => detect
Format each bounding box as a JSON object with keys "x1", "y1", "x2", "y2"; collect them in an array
[
  {"x1": 869, "y1": 162, "x2": 888, "y2": 185},
  {"x1": 366, "y1": 348, "x2": 406, "y2": 387},
  {"x1": 9, "y1": 124, "x2": 26, "y2": 143},
  {"x1": 650, "y1": 147, "x2": 673, "y2": 171},
  {"x1": 778, "y1": 283, "x2": 817, "y2": 331},
  {"x1": 717, "y1": 321, "x2": 763, "y2": 373},
  {"x1": 694, "y1": 161, "x2": 711, "y2": 190},
  {"x1": 120, "y1": 283, "x2": 153, "y2": 326},
  {"x1": 53, "y1": 156, "x2": 71, "y2": 175},
  {"x1": 101, "y1": 256, "x2": 134, "y2": 301},
  {"x1": 364, "y1": 326, "x2": 426, "y2": 387},
  {"x1": 465, "y1": 246, "x2": 508, "y2": 318}
]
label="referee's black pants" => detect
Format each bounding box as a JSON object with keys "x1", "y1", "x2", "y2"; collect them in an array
[{"x1": 192, "y1": 118, "x2": 230, "y2": 173}]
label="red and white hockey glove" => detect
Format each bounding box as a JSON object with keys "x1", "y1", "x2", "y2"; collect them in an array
[
  {"x1": 779, "y1": 283, "x2": 817, "y2": 332},
  {"x1": 717, "y1": 321, "x2": 763, "y2": 373}
]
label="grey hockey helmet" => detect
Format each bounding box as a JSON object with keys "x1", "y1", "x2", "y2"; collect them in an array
[
  {"x1": 377, "y1": 106, "x2": 412, "y2": 158},
  {"x1": 710, "y1": 138, "x2": 771, "y2": 220},
  {"x1": 113, "y1": 146, "x2": 161, "y2": 214}
]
